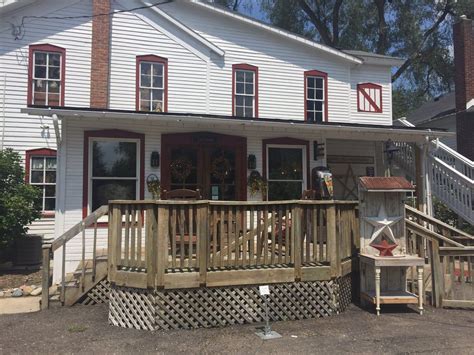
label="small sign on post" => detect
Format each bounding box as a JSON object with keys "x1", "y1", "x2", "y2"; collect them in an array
[{"x1": 255, "y1": 285, "x2": 282, "y2": 340}]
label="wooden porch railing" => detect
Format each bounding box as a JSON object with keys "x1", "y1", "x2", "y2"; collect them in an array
[
  {"x1": 107, "y1": 200, "x2": 359, "y2": 290},
  {"x1": 405, "y1": 205, "x2": 474, "y2": 308},
  {"x1": 41, "y1": 205, "x2": 109, "y2": 309}
]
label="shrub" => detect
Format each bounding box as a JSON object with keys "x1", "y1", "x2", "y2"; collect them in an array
[{"x1": 0, "y1": 149, "x2": 41, "y2": 251}]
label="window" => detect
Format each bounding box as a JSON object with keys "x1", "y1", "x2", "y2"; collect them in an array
[
  {"x1": 357, "y1": 83, "x2": 382, "y2": 112},
  {"x1": 305, "y1": 70, "x2": 328, "y2": 123},
  {"x1": 266, "y1": 146, "x2": 306, "y2": 200},
  {"x1": 136, "y1": 55, "x2": 168, "y2": 112},
  {"x1": 233, "y1": 64, "x2": 258, "y2": 118},
  {"x1": 28, "y1": 44, "x2": 65, "y2": 106},
  {"x1": 25, "y1": 149, "x2": 57, "y2": 214},
  {"x1": 83, "y1": 130, "x2": 144, "y2": 217}
]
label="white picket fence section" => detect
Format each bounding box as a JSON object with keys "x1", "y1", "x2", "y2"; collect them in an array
[{"x1": 394, "y1": 119, "x2": 474, "y2": 225}]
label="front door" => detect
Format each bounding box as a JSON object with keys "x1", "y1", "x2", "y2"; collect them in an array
[{"x1": 161, "y1": 132, "x2": 246, "y2": 200}]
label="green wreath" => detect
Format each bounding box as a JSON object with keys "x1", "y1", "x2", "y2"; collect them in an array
[
  {"x1": 170, "y1": 157, "x2": 192, "y2": 185},
  {"x1": 211, "y1": 155, "x2": 232, "y2": 184}
]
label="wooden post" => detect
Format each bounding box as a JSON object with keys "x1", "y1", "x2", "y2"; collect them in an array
[
  {"x1": 146, "y1": 204, "x2": 158, "y2": 289},
  {"x1": 199, "y1": 203, "x2": 209, "y2": 286},
  {"x1": 415, "y1": 144, "x2": 426, "y2": 214},
  {"x1": 156, "y1": 204, "x2": 169, "y2": 288},
  {"x1": 293, "y1": 204, "x2": 302, "y2": 281},
  {"x1": 430, "y1": 239, "x2": 444, "y2": 307},
  {"x1": 107, "y1": 204, "x2": 119, "y2": 283},
  {"x1": 327, "y1": 204, "x2": 340, "y2": 278},
  {"x1": 41, "y1": 244, "x2": 51, "y2": 310}
]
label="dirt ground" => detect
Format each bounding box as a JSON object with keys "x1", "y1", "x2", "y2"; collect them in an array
[
  {"x1": 0, "y1": 303, "x2": 473, "y2": 354},
  {"x1": 0, "y1": 269, "x2": 42, "y2": 290}
]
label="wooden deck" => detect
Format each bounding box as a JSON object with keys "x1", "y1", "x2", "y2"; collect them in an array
[{"x1": 107, "y1": 200, "x2": 359, "y2": 290}]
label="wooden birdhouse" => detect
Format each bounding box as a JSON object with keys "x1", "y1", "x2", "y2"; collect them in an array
[{"x1": 358, "y1": 177, "x2": 424, "y2": 315}]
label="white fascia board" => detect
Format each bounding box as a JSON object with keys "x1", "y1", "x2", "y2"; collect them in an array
[
  {"x1": 116, "y1": 0, "x2": 209, "y2": 62},
  {"x1": 188, "y1": 0, "x2": 363, "y2": 65},
  {"x1": 21, "y1": 107, "x2": 454, "y2": 143},
  {"x1": 141, "y1": 0, "x2": 224, "y2": 57}
]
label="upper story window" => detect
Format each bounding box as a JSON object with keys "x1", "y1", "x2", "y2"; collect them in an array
[
  {"x1": 357, "y1": 83, "x2": 382, "y2": 113},
  {"x1": 305, "y1": 70, "x2": 328, "y2": 123},
  {"x1": 28, "y1": 44, "x2": 65, "y2": 106},
  {"x1": 136, "y1": 55, "x2": 168, "y2": 112},
  {"x1": 25, "y1": 148, "x2": 57, "y2": 214},
  {"x1": 233, "y1": 63, "x2": 258, "y2": 118}
]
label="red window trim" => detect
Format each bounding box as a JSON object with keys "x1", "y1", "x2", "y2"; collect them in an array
[
  {"x1": 136, "y1": 55, "x2": 168, "y2": 112},
  {"x1": 357, "y1": 82, "x2": 383, "y2": 113},
  {"x1": 28, "y1": 44, "x2": 66, "y2": 107},
  {"x1": 82, "y1": 130, "x2": 145, "y2": 221},
  {"x1": 262, "y1": 137, "x2": 310, "y2": 194},
  {"x1": 25, "y1": 148, "x2": 57, "y2": 218},
  {"x1": 232, "y1": 63, "x2": 259, "y2": 118},
  {"x1": 304, "y1": 69, "x2": 328, "y2": 122}
]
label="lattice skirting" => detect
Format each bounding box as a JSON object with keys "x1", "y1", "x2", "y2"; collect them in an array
[
  {"x1": 109, "y1": 275, "x2": 352, "y2": 331},
  {"x1": 78, "y1": 279, "x2": 111, "y2": 305}
]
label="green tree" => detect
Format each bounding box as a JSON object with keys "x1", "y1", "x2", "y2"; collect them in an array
[{"x1": 0, "y1": 149, "x2": 41, "y2": 253}]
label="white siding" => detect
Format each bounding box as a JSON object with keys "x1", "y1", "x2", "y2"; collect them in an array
[
  {"x1": 349, "y1": 65, "x2": 392, "y2": 125},
  {"x1": 0, "y1": 0, "x2": 93, "y2": 235},
  {"x1": 161, "y1": 1, "x2": 353, "y2": 121}
]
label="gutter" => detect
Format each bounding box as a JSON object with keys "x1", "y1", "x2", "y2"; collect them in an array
[{"x1": 21, "y1": 107, "x2": 454, "y2": 142}]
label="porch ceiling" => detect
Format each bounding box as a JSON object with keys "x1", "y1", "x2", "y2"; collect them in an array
[{"x1": 22, "y1": 106, "x2": 454, "y2": 143}]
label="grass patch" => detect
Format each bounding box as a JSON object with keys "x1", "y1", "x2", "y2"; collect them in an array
[{"x1": 67, "y1": 325, "x2": 88, "y2": 333}]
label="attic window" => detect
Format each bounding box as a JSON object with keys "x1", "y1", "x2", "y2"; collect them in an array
[
  {"x1": 232, "y1": 64, "x2": 258, "y2": 118},
  {"x1": 357, "y1": 83, "x2": 382, "y2": 113},
  {"x1": 28, "y1": 44, "x2": 65, "y2": 106},
  {"x1": 136, "y1": 55, "x2": 168, "y2": 112}
]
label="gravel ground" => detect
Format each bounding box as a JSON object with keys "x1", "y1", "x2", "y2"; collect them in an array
[{"x1": 0, "y1": 303, "x2": 473, "y2": 354}]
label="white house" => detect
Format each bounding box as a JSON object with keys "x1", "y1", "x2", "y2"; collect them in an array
[{"x1": 0, "y1": 0, "x2": 451, "y2": 278}]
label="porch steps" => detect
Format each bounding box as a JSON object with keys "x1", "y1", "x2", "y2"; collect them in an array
[
  {"x1": 394, "y1": 118, "x2": 473, "y2": 224},
  {"x1": 58, "y1": 248, "x2": 108, "y2": 306}
]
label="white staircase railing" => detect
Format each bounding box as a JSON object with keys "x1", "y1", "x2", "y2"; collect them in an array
[{"x1": 394, "y1": 118, "x2": 474, "y2": 225}]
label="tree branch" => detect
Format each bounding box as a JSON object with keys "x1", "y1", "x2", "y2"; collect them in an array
[
  {"x1": 332, "y1": 0, "x2": 344, "y2": 47},
  {"x1": 392, "y1": 0, "x2": 454, "y2": 82},
  {"x1": 374, "y1": 0, "x2": 388, "y2": 54},
  {"x1": 297, "y1": 0, "x2": 334, "y2": 46}
]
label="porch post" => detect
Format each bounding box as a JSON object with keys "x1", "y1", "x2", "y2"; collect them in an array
[{"x1": 415, "y1": 143, "x2": 427, "y2": 214}]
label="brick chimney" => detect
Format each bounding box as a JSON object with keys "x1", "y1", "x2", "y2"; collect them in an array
[
  {"x1": 90, "y1": 0, "x2": 111, "y2": 109},
  {"x1": 453, "y1": 16, "x2": 474, "y2": 160}
]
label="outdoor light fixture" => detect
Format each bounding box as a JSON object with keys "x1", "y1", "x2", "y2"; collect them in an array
[
  {"x1": 384, "y1": 139, "x2": 400, "y2": 176},
  {"x1": 248, "y1": 154, "x2": 256, "y2": 170},
  {"x1": 384, "y1": 139, "x2": 400, "y2": 164},
  {"x1": 150, "y1": 151, "x2": 160, "y2": 168}
]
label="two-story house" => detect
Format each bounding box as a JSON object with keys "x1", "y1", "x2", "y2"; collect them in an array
[{"x1": 1, "y1": 0, "x2": 451, "y2": 278}]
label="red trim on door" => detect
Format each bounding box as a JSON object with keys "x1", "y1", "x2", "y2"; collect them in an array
[
  {"x1": 304, "y1": 69, "x2": 328, "y2": 122},
  {"x1": 25, "y1": 148, "x2": 57, "y2": 218},
  {"x1": 161, "y1": 132, "x2": 247, "y2": 200},
  {"x1": 357, "y1": 83, "x2": 382, "y2": 113},
  {"x1": 262, "y1": 137, "x2": 311, "y2": 190},
  {"x1": 83, "y1": 129, "x2": 145, "y2": 219},
  {"x1": 136, "y1": 55, "x2": 168, "y2": 112},
  {"x1": 232, "y1": 63, "x2": 259, "y2": 118},
  {"x1": 28, "y1": 44, "x2": 66, "y2": 107}
]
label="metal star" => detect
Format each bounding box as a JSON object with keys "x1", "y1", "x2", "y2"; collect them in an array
[
  {"x1": 364, "y1": 204, "x2": 402, "y2": 245},
  {"x1": 370, "y1": 239, "x2": 398, "y2": 257}
]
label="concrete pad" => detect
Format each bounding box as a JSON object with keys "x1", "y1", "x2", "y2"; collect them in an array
[{"x1": 0, "y1": 296, "x2": 40, "y2": 314}]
